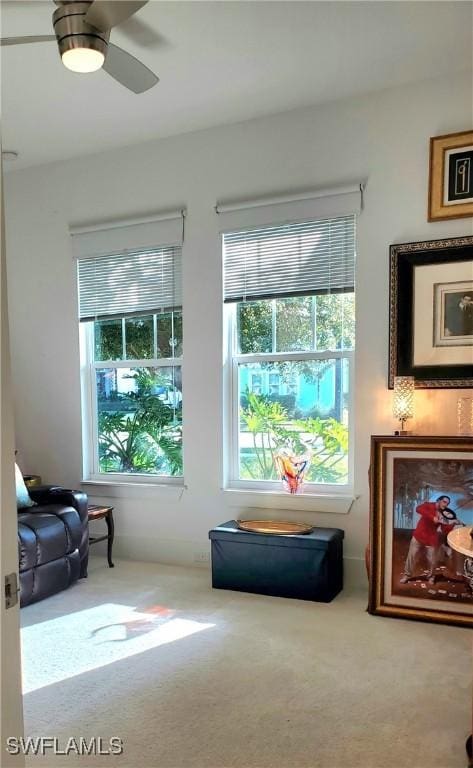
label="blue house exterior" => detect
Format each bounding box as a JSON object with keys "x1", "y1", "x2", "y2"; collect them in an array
[{"x1": 239, "y1": 360, "x2": 348, "y2": 419}]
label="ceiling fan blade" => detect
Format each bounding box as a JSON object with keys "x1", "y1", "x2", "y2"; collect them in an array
[
  {"x1": 103, "y1": 42, "x2": 158, "y2": 94},
  {"x1": 84, "y1": 1, "x2": 148, "y2": 32},
  {"x1": 0, "y1": 35, "x2": 56, "y2": 47},
  {"x1": 116, "y1": 16, "x2": 168, "y2": 49}
]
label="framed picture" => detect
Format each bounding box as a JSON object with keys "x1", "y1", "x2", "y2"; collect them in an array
[
  {"x1": 389, "y1": 236, "x2": 473, "y2": 388},
  {"x1": 428, "y1": 130, "x2": 473, "y2": 221},
  {"x1": 368, "y1": 435, "x2": 473, "y2": 628}
]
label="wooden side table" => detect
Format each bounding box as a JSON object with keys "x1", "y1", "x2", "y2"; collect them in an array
[
  {"x1": 88, "y1": 505, "x2": 115, "y2": 568},
  {"x1": 24, "y1": 474, "x2": 42, "y2": 489}
]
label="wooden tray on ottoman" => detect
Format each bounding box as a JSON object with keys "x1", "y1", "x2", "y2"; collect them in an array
[{"x1": 237, "y1": 520, "x2": 314, "y2": 535}]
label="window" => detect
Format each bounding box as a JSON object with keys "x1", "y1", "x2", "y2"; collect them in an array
[
  {"x1": 74, "y1": 214, "x2": 184, "y2": 482},
  {"x1": 268, "y1": 373, "x2": 280, "y2": 396},
  {"x1": 84, "y1": 310, "x2": 182, "y2": 479},
  {"x1": 224, "y1": 215, "x2": 356, "y2": 492},
  {"x1": 251, "y1": 373, "x2": 262, "y2": 395}
]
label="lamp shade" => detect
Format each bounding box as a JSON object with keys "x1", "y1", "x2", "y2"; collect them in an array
[{"x1": 393, "y1": 376, "x2": 415, "y2": 422}]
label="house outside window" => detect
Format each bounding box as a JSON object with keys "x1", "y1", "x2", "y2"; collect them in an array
[
  {"x1": 223, "y1": 213, "x2": 356, "y2": 492},
  {"x1": 268, "y1": 373, "x2": 280, "y2": 396},
  {"x1": 250, "y1": 373, "x2": 262, "y2": 395},
  {"x1": 73, "y1": 213, "x2": 184, "y2": 483}
]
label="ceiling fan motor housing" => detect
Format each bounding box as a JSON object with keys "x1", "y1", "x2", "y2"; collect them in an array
[{"x1": 53, "y1": 2, "x2": 110, "y2": 62}]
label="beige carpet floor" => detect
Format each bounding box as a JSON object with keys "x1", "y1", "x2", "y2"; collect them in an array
[{"x1": 20, "y1": 557, "x2": 472, "y2": 768}]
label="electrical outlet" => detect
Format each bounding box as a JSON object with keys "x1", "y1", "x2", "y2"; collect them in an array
[{"x1": 193, "y1": 552, "x2": 210, "y2": 563}]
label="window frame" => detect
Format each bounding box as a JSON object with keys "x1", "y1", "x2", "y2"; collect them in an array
[
  {"x1": 80, "y1": 320, "x2": 183, "y2": 484},
  {"x1": 226, "y1": 302, "x2": 355, "y2": 495}
]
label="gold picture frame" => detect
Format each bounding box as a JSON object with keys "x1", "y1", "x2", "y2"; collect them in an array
[
  {"x1": 428, "y1": 130, "x2": 473, "y2": 221},
  {"x1": 368, "y1": 435, "x2": 473, "y2": 628}
]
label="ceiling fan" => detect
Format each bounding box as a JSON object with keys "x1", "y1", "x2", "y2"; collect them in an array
[{"x1": 0, "y1": 1, "x2": 159, "y2": 93}]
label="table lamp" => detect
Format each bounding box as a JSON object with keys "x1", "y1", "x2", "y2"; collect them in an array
[{"x1": 393, "y1": 376, "x2": 414, "y2": 435}]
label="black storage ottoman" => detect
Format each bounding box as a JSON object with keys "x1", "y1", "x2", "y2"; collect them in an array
[{"x1": 209, "y1": 520, "x2": 344, "y2": 602}]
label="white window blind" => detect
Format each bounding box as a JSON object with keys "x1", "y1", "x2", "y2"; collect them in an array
[
  {"x1": 72, "y1": 211, "x2": 184, "y2": 322},
  {"x1": 223, "y1": 214, "x2": 356, "y2": 304},
  {"x1": 77, "y1": 246, "x2": 182, "y2": 321}
]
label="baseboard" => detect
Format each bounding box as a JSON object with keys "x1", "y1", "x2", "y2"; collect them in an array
[
  {"x1": 111, "y1": 534, "x2": 211, "y2": 569},
  {"x1": 102, "y1": 534, "x2": 367, "y2": 590}
]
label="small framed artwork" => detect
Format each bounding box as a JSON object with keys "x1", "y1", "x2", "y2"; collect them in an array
[
  {"x1": 433, "y1": 281, "x2": 473, "y2": 347},
  {"x1": 428, "y1": 130, "x2": 473, "y2": 221},
  {"x1": 389, "y1": 236, "x2": 473, "y2": 388},
  {"x1": 368, "y1": 435, "x2": 473, "y2": 628}
]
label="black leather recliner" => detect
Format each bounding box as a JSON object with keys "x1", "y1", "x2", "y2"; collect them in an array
[{"x1": 17, "y1": 485, "x2": 89, "y2": 607}]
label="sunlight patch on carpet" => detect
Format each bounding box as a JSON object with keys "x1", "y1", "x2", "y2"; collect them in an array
[{"x1": 21, "y1": 603, "x2": 215, "y2": 694}]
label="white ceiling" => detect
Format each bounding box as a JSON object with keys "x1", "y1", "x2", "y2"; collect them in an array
[{"x1": 1, "y1": 0, "x2": 472, "y2": 170}]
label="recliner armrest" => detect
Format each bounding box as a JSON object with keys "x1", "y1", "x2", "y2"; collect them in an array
[
  {"x1": 26, "y1": 485, "x2": 89, "y2": 580},
  {"x1": 28, "y1": 486, "x2": 88, "y2": 525}
]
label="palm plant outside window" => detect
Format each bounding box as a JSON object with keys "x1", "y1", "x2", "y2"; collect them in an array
[
  {"x1": 224, "y1": 215, "x2": 356, "y2": 490},
  {"x1": 91, "y1": 311, "x2": 182, "y2": 476}
]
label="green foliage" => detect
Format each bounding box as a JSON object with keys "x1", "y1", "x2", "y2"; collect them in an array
[
  {"x1": 315, "y1": 293, "x2": 355, "y2": 351},
  {"x1": 275, "y1": 297, "x2": 312, "y2": 351},
  {"x1": 94, "y1": 310, "x2": 183, "y2": 362},
  {"x1": 94, "y1": 314, "x2": 183, "y2": 476},
  {"x1": 95, "y1": 319, "x2": 122, "y2": 361},
  {"x1": 238, "y1": 302, "x2": 272, "y2": 353},
  {"x1": 156, "y1": 311, "x2": 183, "y2": 357},
  {"x1": 98, "y1": 391, "x2": 182, "y2": 476},
  {"x1": 125, "y1": 316, "x2": 153, "y2": 359},
  {"x1": 237, "y1": 293, "x2": 355, "y2": 354},
  {"x1": 270, "y1": 359, "x2": 334, "y2": 394},
  {"x1": 240, "y1": 392, "x2": 296, "y2": 413},
  {"x1": 296, "y1": 416, "x2": 348, "y2": 483},
  {"x1": 237, "y1": 294, "x2": 353, "y2": 484},
  {"x1": 124, "y1": 367, "x2": 178, "y2": 396},
  {"x1": 240, "y1": 393, "x2": 287, "y2": 479},
  {"x1": 240, "y1": 392, "x2": 348, "y2": 484}
]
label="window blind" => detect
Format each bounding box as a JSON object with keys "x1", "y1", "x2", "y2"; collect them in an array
[
  {"x1": 223, "y1": 215, "x2": 356, "y2": 303},
  {"x1": 72, "y1": 210, "x2": 184, "y2": 322},
  {"x1": 77, "y1": 246, "x2": 182, "y2": 322}
]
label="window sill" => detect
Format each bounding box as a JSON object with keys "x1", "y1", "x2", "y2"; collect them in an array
[
  {"x1": 222, "y1": 488, "x2": 357, "y2": 514},
  {"x1": 81, "y1": 480, "x2": 186, "y2": 501}
]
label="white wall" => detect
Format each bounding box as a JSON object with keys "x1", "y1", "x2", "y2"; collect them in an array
[{"x1": 5, "y1": 72, "x2": 473, "y2": 585}]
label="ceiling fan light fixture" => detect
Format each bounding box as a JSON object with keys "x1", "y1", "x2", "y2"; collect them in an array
[
  {"x1": 62, "y1": 46, "x2": 104, "y2": 73},
  {"x1": 53, "y1": 2, "x2": 109, "y2": 74},
  {"x1": 1, "y1": 1, "x2": 158, "y2": 93}
]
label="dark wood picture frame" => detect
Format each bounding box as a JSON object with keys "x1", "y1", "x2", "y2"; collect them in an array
[
  {"x1": 389, "y1": 236, "x2": 473, "y2": 389},
  {"x1": 428, "y1": 130, "x2": 473, "y2": 221},
  {"x1": 368, "y1": 435, "x2": 473, "y2": 629}
]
